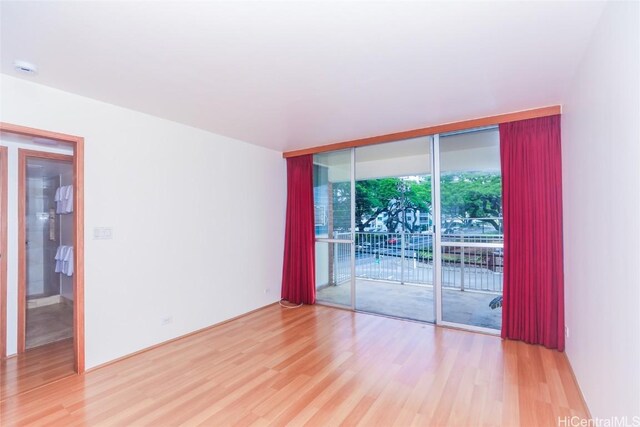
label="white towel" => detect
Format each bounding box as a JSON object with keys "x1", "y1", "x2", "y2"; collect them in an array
[
  {"x1": 54, "y1": 187, "x2": 63, "y2": 214},
  {"x1": 62, "y1": 246, "x2": 74, "y2": 277},
  {"x1": 54, "y1": 245, "x2": 65, "y2": 273},
  {"x1": 61, "y1": 246, "x2": 70, "y2": 274},
  {"x1": 63, "y1": 185, "x2": 74, "y2": 213}
]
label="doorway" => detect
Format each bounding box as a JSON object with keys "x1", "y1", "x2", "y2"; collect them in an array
[
  {"x1": 19, "y1": 151, "x2": 74, "y2": 351},
  {"x1": 0, "y1": 123, "x2": 84, "y2": 398},
  {"x1": 313, "y1": 127, "x2": 503, "y2": 333},
  {"x1": 352, "y1": 137, "x2": 434, "y2": 322},
  {"x1": 434, "y1": 128, "x2": 503, "y2": 332}
]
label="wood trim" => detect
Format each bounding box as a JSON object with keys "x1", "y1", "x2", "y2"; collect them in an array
[
  {"x1": 18, "y1": 149, "x2": 73, "y2": 163},
  {"x1": 0, "y1": 146, "x2": 7, "y2": 359},
  {"x1": 0, "y1": 122, "x2": 83, "y2": 145},
  {"x1": 86, "y1": 302, "x2": 279, "y2": 374},
  {"x1": 0, "y1": 122, "x2": 85, "y2": 374},
  {"x1": 282, "y1": 105, "x2": 562, "y2": 158},
  {"x1": 73, "y1": 138, "x2": 85, "y2": 373},
  {"x1": 17, "y1": 151, "x2": 25, "y2": 353}
]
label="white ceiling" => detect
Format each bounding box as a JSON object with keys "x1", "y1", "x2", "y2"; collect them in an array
[{"x1": 0, "y1": 1, "x2": 606, "y2": 153}]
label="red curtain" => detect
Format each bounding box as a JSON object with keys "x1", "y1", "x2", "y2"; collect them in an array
[
  {"x1": 281, "y1": 155, "x2": 316, "y2": 305},
  {"x1": 500, "y1": 115, "x2": 565, "y2": 351}
]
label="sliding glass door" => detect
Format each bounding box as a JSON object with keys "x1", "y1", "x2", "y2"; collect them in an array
[
  {"x1": 312, "y1": 127, "x2": 503, "y2": 333},
  {"x1": 313, "y1": 150, "x2": 354, "y2": 308},
  {"x1": 434, "y1": 128, "x2": 503, "y2": 332},
  {"x1": 354, "y1": 137, "x2": 434, "y2": 322}
]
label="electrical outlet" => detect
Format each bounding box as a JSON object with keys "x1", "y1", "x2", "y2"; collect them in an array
[
  {"x1": 565, "y1": 326, "x2": 569, "y2": 338},
  {"x1": 161, "y1": 316, "x2": 173, "y2": 326}
]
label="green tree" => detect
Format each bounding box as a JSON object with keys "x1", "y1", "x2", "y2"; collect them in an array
[
  {"x1": 350, "y1": 172, "x2": 501, "y2": 233},
  {"x1": 440, "y1": 172, "x2": 502, "y2": 232},
  {"x1": 354, "y1": 177, "x2": 432, "y2": 232}
]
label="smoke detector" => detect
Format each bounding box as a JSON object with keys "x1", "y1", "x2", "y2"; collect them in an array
[{"x1": 14, "y1": 60, "x2": 38, "y2": 75}]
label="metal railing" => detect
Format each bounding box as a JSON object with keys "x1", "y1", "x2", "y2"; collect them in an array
[
  {"x1": 440, "y1": 243, "x2": 503, "y2": 292},
  {"x1": 326, "y1": 231, "x2": 503, "y2": 292}
]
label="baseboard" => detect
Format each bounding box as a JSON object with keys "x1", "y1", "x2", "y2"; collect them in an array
[
  {"x1": 2, "y1": 352, "x2": 17, "y2": 360},
  {"x1": 86, "y1": 302, "x2": 279, "y2": 373},
  {"x1": 563, "y1": 352, "x2": 593, "y2": 419}
]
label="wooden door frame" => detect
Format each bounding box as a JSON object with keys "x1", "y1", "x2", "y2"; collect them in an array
[
  {"x1": 0, "y1": 122, "x2": 85, "y2": 373},
  {"x1": 0, "y1": 146, "x2": 7, "y2": 359}
]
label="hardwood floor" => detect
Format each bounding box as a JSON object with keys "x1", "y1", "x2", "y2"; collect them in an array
[
  {"x1": 1, "y1": 338, "x2": 75, "y2": 401},
  {"x1": 0, "y1": 305, "x2": 588, "y2": 426}
]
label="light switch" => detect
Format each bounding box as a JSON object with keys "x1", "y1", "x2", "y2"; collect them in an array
[{"x1": 93, "y1": 227, "x2": 113, "y2": 240}]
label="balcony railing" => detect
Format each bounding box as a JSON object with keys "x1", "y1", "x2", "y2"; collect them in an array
[
  {"x1": 440, "y1": 243, "x2": 503, "y2": 292},
  {"x1": 328, "y1": 231, "x2": 503, "y2": 293}
]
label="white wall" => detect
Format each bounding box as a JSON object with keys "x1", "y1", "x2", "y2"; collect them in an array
[
  {"x1": 562, "y1": 1, "x2": 640, "y2": 419},
  {"x1": 0, "y1": 75, "x2": 286, "y2": 368}
]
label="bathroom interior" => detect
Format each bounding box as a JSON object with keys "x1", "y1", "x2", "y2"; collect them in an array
[{"x1": 25, "y1": 156, "x2": 74, "y2": 350}]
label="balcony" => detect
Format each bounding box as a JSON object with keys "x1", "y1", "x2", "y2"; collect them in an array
[{"x1": 316, "y1": 232, "x2": 503, "y2": 329}]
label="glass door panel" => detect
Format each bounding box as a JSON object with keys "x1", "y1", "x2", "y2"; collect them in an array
[
  {"x1": 313, "y1": 150, "x2": 353, "y2": 307},
  {"x1": 354, "y1": 137, "x2": 434, "y2": 322},
  {"x1": 437, "y1": 127, "x2": 503, "y2": 331},
  {"x1": 314, "y1": 150, "x2": 352, "y2": 240},
  {"x1": 315, "y1": 241, "x2": 352, "y2": 307}
]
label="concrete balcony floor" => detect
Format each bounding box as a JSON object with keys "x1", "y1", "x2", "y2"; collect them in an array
[{"x1": 317, "y1": 278, "x2": 502, "y2": 330}]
